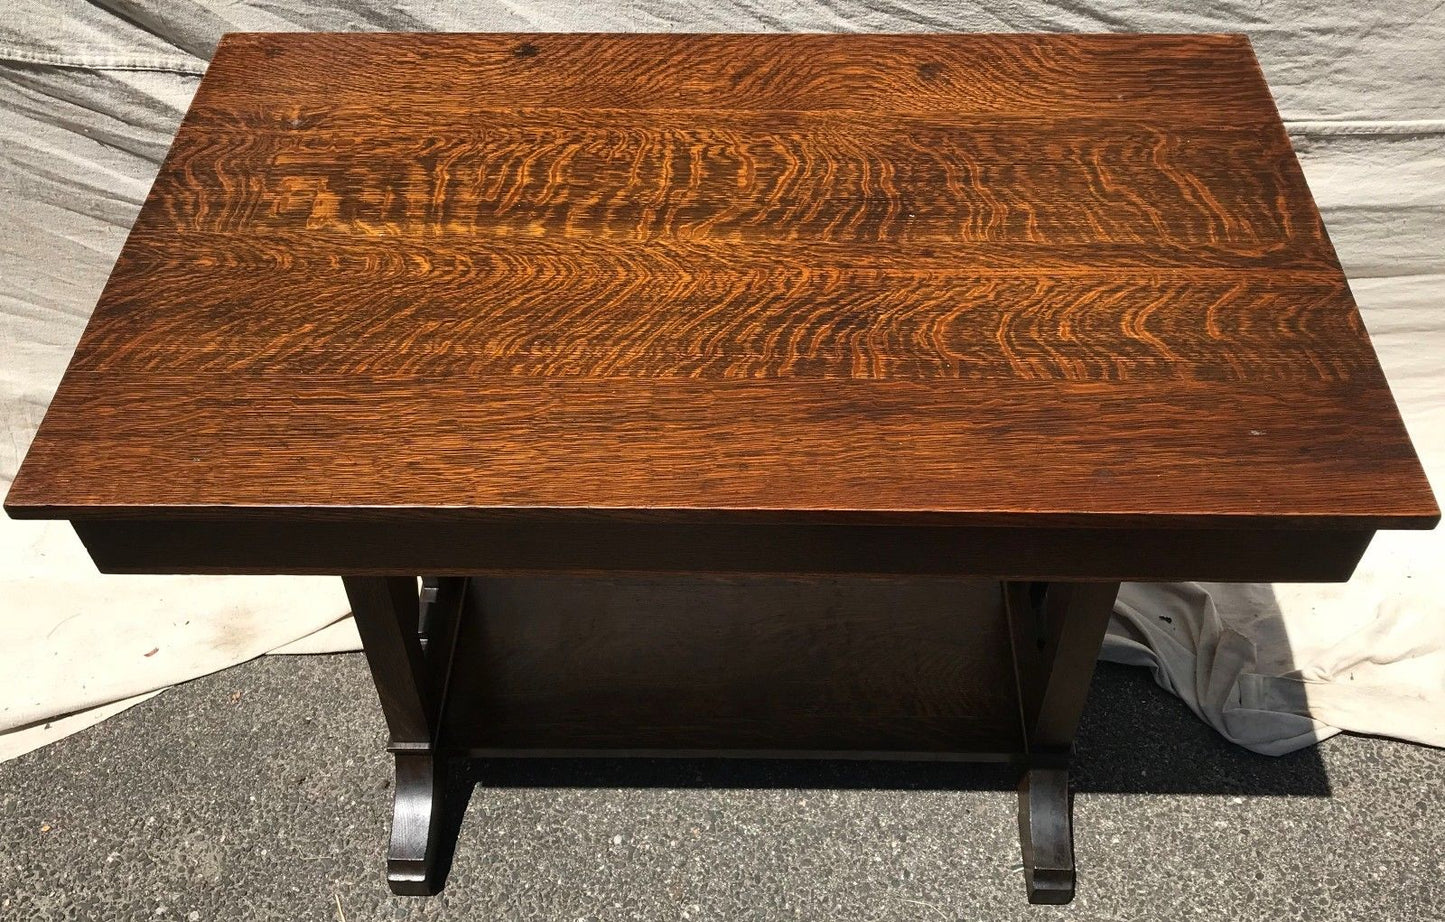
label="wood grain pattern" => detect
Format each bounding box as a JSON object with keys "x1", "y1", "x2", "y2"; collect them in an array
[
  {"x1": 179, "y1": 33, "x2": 1284, "y2": 123},
  {"x1": 5, "y1": 32, "x2": 1437, "y2": 537}
]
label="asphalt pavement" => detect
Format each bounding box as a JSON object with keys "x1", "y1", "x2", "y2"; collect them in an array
[{"x1": 2, "y1": 656, "x2": 1441, "y2": 921}]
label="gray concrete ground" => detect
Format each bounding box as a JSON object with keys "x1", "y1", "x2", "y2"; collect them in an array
[{"x1": 1, "y1": 656, "x2": 1442, "y2": 921}]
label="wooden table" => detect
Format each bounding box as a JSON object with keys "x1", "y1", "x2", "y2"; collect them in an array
[{"x1": 5, "y1": 33, "x2": 1437, "y2": 904}]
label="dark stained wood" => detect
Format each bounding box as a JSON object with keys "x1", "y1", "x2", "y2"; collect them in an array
[
  {"x1": 342, "y1": 576, "x2": 466, "y2": 895},
  {"x1": 1004, "y1": 581, "x2": 1121, "y2": 749},
  {"x1": 71, "y1": 517, "x2": 1374, "y2": 582},
  {"x1": 1018, "y1": 765, "x2": 1075, "y2": 904},
  {"x1": 442, "y1": 575, "x2": 1022, "y2": 755},
  {"x1": 3, "y1": 33, "x2": 1437, "y2": 537},
  {"x1": 386, "y1": 749, "x2": 443, "y2": 896},
  {"x1": 343, "y1": 577, "x2": 434, "y2": 743},
  {"x1": 1004, "y1": 581, "x2": 1119, "y2": 904}
]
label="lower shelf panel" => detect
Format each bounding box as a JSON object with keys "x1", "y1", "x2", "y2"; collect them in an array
[{"x1": 440, "y1": 574, "x2": 1024, "y2": 757}]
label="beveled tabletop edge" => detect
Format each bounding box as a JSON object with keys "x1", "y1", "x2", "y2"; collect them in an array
[{"x1": 4, "y1": 500, "x2": 1437, "y2": 532}]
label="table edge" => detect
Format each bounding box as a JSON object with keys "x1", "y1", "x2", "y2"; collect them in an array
[{"x1": 4, "y1": 500, "x2": 1438, "y2": 532}]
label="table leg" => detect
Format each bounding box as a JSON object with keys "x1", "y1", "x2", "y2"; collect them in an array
[
  {"x1": 387, "y1": 746, "x2": 443, "y2": 894},
  {"x1": 1004, "y1": 580, "x2": 1120, "y2": 904},
  {"x1": 1018, "y1": 758, "x2": 1073, "y2": 903},
  {"x1": 343, "y1": 576, "x2": 466, "y2": 895}
]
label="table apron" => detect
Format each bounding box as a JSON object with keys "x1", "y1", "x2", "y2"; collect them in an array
[{"x1": 70, "y1": 518, "x2": 1373, "y2": 582}]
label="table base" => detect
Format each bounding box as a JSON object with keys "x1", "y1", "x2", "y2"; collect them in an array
[{"x1": 343, "y1": 574, "x2": 1118, "y2": 904}]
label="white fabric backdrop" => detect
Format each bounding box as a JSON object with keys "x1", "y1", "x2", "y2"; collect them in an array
[{"x1": 2, "y1": 0, "x2": 1441, "y2": 761}]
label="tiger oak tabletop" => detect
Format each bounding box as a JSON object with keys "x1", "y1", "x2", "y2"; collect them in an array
[{"x1": 5, "y1": 32, "x2": 1437, "y2": 534}]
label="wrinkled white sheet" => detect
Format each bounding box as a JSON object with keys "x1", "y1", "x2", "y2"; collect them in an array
[{"x1": 2, "y1": 1, "x2": 1441, "y2": 761}]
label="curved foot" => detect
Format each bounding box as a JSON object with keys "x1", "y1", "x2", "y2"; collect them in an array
[
  {"x1": 1018, "y1": 765, "x2": 1075, "y2": 905},
  {"x1": 387, "y1": 749, "x2": 444, "y2": 895}
]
